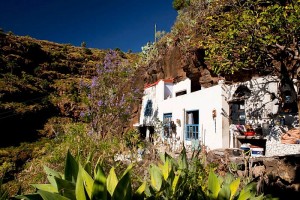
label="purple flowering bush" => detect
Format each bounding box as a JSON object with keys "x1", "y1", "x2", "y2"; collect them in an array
[{"x1": 80, "y1": 50, "x2": 142, "y2": 137}]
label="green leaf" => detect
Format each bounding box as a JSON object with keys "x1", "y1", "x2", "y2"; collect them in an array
[
  {"x1": 37, "y1": 190, "x2": 70, "y2": 200},
  {"x1": 43, "y1": 166, "x2": 61, "y2": 190},
  {"x1": 178, "y1": 146, "x2": 188, "y2": 170},
  {"x1": 135, "y1": 181, "x2": 146, "y2": 196},
  {"x1": 223, "y1": 173, "x2": 235, "y2": 185},
  {"x1": 84, "y1": 151, "x2": 94, "y2": 176},
  {"x1": 31, "y1": 184, "x2": 58, "y2": 193},
  {"x1": 161, "y1": 158, "x2": 172, "y2": 181},
  {"x1": 218, "y1": 185, "x2": 230, "y2": 200},
  {"x1": 171, "y1": 170, "x2": 181, "y2": 194},
  {"x1": 54, "y1": 177, "x2": 75, "y2": 199},
  {"x1": 229, "y1": 178, "x2": 240, "y2": 200},
  {"x1": 149, "y1": 164, "x2": 162, "y2": 192},
  {"x1": 112, "y1": 165, "x2": 132, "y2": 200},
  {"x1": 14, "y1": 194, "x2": 43, "y2": 200},
  {"x1": 75, "y1": 167, "x2": 87, "y2": 200},
  {"x1": 91, "y1": 165, "x2": 107, "y2": 200},
  {"x1": 106, "y1": 167, "x2": 118, "y2": 196},
  {"x1": 208, "y1": 169, "x2": 221, "y2": 199},
  {"x1": 121, "y1": 164, "x2": 133, "y2": 179},
  {"x1": 237, "y1": 190, "x2": 251, "y2": 200},
  {"x1": 65, "y1": 150, "x2": 79, "y2": 183},
  {"x1": 80, "y1": 164, "x2": 94, "y2": 199},
  {"x1": 237, "y1": 182, "x2": 256, "y2": 200}
]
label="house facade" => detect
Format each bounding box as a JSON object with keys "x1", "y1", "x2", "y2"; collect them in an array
[{"x1": 138, "y1": 76, "x2": 300, "y2": 156}]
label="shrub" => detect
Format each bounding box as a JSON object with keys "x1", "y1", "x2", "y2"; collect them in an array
[
  {"x1": 79, "y1": 50, "x2": 142, "y2": 138},
  {"x1": 15, "y1": 148, "x2": 268, "y2": 200}
]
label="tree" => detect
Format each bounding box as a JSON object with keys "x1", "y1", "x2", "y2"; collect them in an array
[
  {"x1": 173, "y1": 0, "x2": 190, "y2": 10},
  {"x1": 193, "y1": 0, "x2": 300, "y2": 122}
]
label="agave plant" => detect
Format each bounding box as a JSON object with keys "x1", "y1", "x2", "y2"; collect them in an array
[
  {"x1": 206, "y1": 169, "x2": 265, "y2": 200},
  {"x1": 14, "y1": 150, "x2": 133, "y2": 200},
  {"x1": 14, "y1": 148, "x2": 269, "y2": 200},
  {"x1": 137, "y1": 146, "x2": 264, "y2": 200}
]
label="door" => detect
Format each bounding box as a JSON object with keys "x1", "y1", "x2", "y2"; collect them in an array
[
  {"x1": 185, "y1": 110, "x2": 200, "y2": 149},
  {"x1": 163, "y1": 113, "x2": 172, "y2": 138}
]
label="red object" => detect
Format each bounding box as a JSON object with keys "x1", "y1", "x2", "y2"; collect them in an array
[
  {"x1": 244, "y1": 131, "x2": 255, "y2": 136},
  {"x1": 144, "y1": 79, "x2": 173, "y2": 89}
]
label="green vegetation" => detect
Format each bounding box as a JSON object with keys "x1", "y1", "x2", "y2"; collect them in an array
[
  {"x1": 173, "y1": 0, "x2": 189, "y2": 10},
  {"x1": 1, "y1": 0, "x2": 298, "y2": 199},
  {"x1": 14, "y1": 148, "x2": 268, "y2": 200}
]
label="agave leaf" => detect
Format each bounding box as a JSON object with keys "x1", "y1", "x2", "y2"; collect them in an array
[
  {"x1": 55, "y1": 177, "x2": 75, "y2": 191},
  {"x1": 161, "y1": 158, "x2": 172, "y2": 181},
  {"x1": 54, "y1": 177, "x2": 75, "y2": 199},
  {"x1": 144, "y1": 183, "x2": 152, "y2": 197},
  {"x1": 112, "y1": 165, "x2": 132, "y2": 200},
  {"x1": 80, "y1": 164, "x2": 94, "y2": 199},
  {"x1": 31, "y1": 184, "x2": 58, "y2": 193},
  {"x1": 218, "y1": 184, "x2": 230, "y2": 200},
  {"x1": 84, "y1": 151, "x2": 94, "y2": 176},
  {"x1": 14, "y1": 193, "x2": 43, "y2": 200},
  {"x1": 75, "y1": 167, "x2": 87, "y2": 200},
  {"x1": 135, "y1": 181, "x2": 147, "y2": 196},
  {"x1": 218, "y1": 175, "x2": 224, "y2": 186},
  {"x1": 178, "y1": 146, "x2": 188, "y2": 170},
  {"x1": 121, "y1": 164, "x2": 133, "y2": 179},
  {"x1": 250, "y1": 194, "x2": 265, "y2": 200},
  {"x1": 159, "y1": 152, "x2": 166, "y2": 164},
  {"x1": 65, "y1": 150, "x2": 79, "y2": 183},
  {"x1": 224, "y1": 173, "x2": 235, "y2": 185},
  {"x1": 37, "y1": 190, "x2": 70, "y2": 200},
  {"x1": 171, "y1": 170, "x2": 181, "y2": 194},
  {"x1": 237, "y1": 190, "x2": 251, "y2": 200},
  {"x1": 91, "y1": 165, "x2": 107, "y2": 200},
  {"x1": 208, "y1": 169, "x2": 221, "y2": 199},
  {"x1": 237, "y1": 182, "x2": 256, "y2": 200},
  {"x1": 150, "y1": 164, "x2": 162, "y2": 192},
  {"x1": 229, "y1": 178, "x2": 240, "y2": 200},
  {"x1": 43, "y1": 166, "x2": 61, "y2": 189},
  {"x1": 106, "y1": 167, "x2": 118, "y2": 196},
  {"x1": 84, "y1": 162, "x2": 92, "y2": 177}
]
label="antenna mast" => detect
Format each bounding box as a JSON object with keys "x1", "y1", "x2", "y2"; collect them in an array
[{"x1": 154, "y1": 23, "x2": 157, "y2": 43}]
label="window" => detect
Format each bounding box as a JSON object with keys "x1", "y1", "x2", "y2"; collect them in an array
[
  {"x1": 185, "y1": 110, "x2": 200, "y2": 140},
  {"x1": 176, "y1": 90, "x2": 187, "y2": 97},
  {"x1": 229, "y1": 101, "x2": 245, "y2": 125},
  {"x1": 144, "y1": 100, "x2": 153, "y2": 117},
  {"x1": 163, "y1": 113, "x2": 172, "y2": 138}
]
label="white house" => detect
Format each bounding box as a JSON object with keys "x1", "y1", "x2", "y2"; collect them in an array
[{"x1": 138, "y1": 76, "x2": 300, "y2": 156}]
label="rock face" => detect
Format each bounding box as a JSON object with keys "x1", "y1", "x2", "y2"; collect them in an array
[{"x1": 206, "y1": 149, "x2": 300, "y2": 199}]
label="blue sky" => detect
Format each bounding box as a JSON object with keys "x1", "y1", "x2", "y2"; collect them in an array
[{"x1": 0, "y1": 0, "x2": 177, "y2": 52}]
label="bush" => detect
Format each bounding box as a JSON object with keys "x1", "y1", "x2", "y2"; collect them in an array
[{"x1": 15, "y1": 147, "x2": 269, "y2": 200}]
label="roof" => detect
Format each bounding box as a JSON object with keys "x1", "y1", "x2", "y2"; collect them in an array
[{"x1": 144, "y1": 79, "x2": 173, "y2": 89}]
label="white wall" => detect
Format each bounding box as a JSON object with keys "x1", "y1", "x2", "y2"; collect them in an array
[
  {"x1": 164, "y1": 83, "x2": 173, "y2": 99},
  {"x1": 158, "y1": 85, "x2": 226, "y2": 150},
  {"x1": 139, "y1": 76, "x2": 299, "y2": 155},
  {"x1": 172, "y1": 78, "x2": 191, "y2": 96}
]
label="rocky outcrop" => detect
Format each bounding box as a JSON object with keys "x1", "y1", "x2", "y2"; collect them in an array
[{"x1": 206, "y1": 149, "x2": 300, "y2": 199}]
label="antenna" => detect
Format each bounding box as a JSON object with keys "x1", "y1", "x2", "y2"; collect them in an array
[{"x1": 154, "y1": 23, "x2": 157, "y2": 43}]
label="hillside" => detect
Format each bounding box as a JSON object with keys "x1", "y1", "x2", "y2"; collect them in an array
[{"x1": 0, "y1": 32, "x2": 140, "y2": 146}]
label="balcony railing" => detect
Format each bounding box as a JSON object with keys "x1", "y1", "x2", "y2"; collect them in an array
[{"x1": 185, "y1": 124, "x2": 200, "y2": 140}]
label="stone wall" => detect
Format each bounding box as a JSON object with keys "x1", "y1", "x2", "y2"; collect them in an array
[{"x1": 266, "y1": 137, "x2": 300, "y2": 156}]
